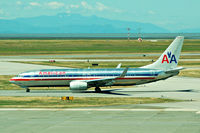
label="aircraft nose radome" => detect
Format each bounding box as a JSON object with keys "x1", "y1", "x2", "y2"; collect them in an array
[{"x1": 9, "y1": 78, "x2": 16, "y2": 83}]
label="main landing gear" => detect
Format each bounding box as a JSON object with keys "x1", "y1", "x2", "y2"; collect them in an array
[
  {"x1": 26, "y1": 88, "x2": 30, "y2": 92},
  {"x1": 95, "y1": 87, "x2": 101, "y2": 93}
]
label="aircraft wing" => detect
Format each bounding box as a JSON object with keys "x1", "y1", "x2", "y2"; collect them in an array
[{"x1": 86, "y1": 67, "x2": 129, "y2": 87}]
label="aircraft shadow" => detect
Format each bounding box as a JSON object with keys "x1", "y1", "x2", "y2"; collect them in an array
[
  {"x1": 28, "y1": 89, "x2": 130, "y2": 96},
  {"x1": 114, "y1": 89, "x2": 197, "y2": 93},
  {"x1": 83, "y1": 89, "x2": 130, "y2": 96},
  {"x1": 27, "y1": 90, "x2": 71, "y2": 93},
  {"x1": 24, "y1": 89, "x2": 198, "y2": 96}
]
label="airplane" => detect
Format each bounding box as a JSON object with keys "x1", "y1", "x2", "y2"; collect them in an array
[{"x1": 10, "y1": 36, "x2": 184, "y2": 93}]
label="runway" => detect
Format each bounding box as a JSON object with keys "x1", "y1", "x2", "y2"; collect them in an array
[
  {"x1": 0, "y1": 61, "x2": 66, "y2": 75},
  {"x1": 0, "y1": 108, "x2": 198, "y2": 112},
  {"x1": 0, "y1": 110, "x2": 199, "y2": 133}
]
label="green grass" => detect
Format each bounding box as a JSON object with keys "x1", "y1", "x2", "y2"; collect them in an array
[
  {"x1": 0, "y1": 96, "x2": 181, "y2": 108},
  {"x1": 0, "y1": 39, "x2": 199, "y2": 55},
  {"x1": 0, "y1": 75, "x2": 23, "y2": 90}
]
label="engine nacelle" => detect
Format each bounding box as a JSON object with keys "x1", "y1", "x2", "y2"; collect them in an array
[{"x1": 70, "y1": 81, "x2": 88, "y2": 92}]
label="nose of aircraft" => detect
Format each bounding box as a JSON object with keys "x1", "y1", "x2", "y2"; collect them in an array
[
  {"x1": 9, "y1": 77, "x2": 17, "y2": 84},
  {"x1": 9, "y1": 76, "x2": 25, "y2": 88}
]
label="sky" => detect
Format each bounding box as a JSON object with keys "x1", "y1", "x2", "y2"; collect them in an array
[{"x1": 0, "y1": 0, "x2": 200, "y2": 31}]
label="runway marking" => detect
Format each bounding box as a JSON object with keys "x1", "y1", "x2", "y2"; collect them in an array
[{"x1": 0, "y1": 108, "x2": 198, "y2": 112}]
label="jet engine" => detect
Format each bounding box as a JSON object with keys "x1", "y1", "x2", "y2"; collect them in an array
[{"x1": 69, "y1": 81, "x2": 88, "y2": 92}]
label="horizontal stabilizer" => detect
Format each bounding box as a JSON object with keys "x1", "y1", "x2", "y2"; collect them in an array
[{"x1": 165, "y1": 67, "x2": 185, "y2": 74}]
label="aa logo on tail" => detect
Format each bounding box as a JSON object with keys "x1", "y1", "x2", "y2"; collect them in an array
[{"x1": 162, "y1": 52, "x2": 177, "y2": 64}]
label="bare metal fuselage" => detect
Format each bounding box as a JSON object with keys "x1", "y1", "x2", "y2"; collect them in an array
[{"x1": 10, "y1": 68, "x2": 177, "y2": 88}]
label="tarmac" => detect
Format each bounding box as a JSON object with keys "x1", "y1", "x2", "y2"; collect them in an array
[
  {"x1": 0, "y1": 110, "x2": 200, "y2": 133},
  {"x1": 0, "y1": 61, "x2": 66, "y2": 75}
]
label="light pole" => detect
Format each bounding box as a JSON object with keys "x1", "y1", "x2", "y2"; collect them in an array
[{"x1": 127, "y1": 27, "x2": 130, "y2": 41}]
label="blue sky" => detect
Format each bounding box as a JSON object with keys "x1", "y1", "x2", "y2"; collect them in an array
[{"x1": 0, "y1": 0, "x2": 199, "y2": 31}]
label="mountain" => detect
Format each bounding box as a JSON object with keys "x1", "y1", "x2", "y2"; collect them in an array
[
  {"x1": 0, "y1": 13, "x2": 169, "y2": 33},
  {"x1": 179, "y1": 28, "x2": 200, "y2": 33}
]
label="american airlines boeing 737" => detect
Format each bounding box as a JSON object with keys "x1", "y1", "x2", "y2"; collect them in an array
[{"x1": 10, "y1": 36, "x2": 184, "y2": 93}]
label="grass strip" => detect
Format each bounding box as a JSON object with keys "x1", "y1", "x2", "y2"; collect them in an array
[
  {"x1": 0, "y1": 39, "x2": 199, "y2": 55},
  {"x1": 179, "y1": 69, "x2": 200, "y2": 78},
  {"x1": 0, "y1": 96, "x2": 181, "y2": 108}
]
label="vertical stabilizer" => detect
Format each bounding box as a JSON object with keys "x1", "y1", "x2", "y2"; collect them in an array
[{"x1": 141, "y1": 36, "x2": 184, "y2": 70}]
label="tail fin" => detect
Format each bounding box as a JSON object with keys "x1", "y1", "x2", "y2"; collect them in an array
[{"x1": 141, "y1": 36, "x2": 184, "y2": 70}]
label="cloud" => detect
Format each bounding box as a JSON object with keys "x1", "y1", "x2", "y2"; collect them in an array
[
  {"x1": 96, "y1": 2, "x2": 107, "y2": 11},
  {"x1": 0, "y1": 9, "x2": 4, "y2": 15},
  {"x1": 47, "y1": 2, "x2": 64, "y2": 9},
  {"x1": 79, "y1": 1, "x2": 122, "y2": 13},
  {"x1": 113, "y1": 9, "x2": 123, "y2": 13},
  {"x1": 64, "y1": 4, "x2": 80, "y2": 15},
  {"x1": 70, "y1": 4, "x2": 79, "y2": 9},
  {"x1": 30, "y1": 2, "x2": 40, "y2": 7},
  {"x1": 16, "y1": 1, "x2": 22, "y2": 5},
  {"x1": 81, "y1": 1, "x2": 93, "y2": 10},
  {"x1": 148, "y1": 10, "x2": 156, "y2": 15},
  {"x1": 66, "y1": 10, "x2": 71, "y2": 14}
]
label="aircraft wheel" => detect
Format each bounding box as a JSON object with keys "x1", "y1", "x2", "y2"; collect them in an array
[
  {"x1": 26, "y1": 88, "x2": 30, "y2": 92},
  {"x1": 95, "y1": 87, "x2": 101, "y2": 93}
]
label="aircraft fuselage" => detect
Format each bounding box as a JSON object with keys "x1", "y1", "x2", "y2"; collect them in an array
[{"x1": 10, "y1": 68, "x2": 176, "y2": 88}]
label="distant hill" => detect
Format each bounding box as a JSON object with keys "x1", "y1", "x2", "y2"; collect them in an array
[
  {"x1": 0, "y1": 13, "x2": 170, "y2": 33},
  {"x1": 179, "y1": 28, "x2": 200, "y2": 33}
]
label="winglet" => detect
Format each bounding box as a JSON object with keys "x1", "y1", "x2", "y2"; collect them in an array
[
  {"x1": 119, "y1": 67, "x2": 129, "y2": 78},
  {"x1": 116, "y1": 63, "x2": 122, "y2": 68}
]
